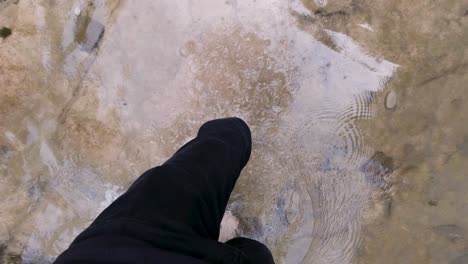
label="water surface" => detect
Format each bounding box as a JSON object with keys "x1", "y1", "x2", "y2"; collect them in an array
[{"x1": 0, "y1": 0, "x2": 467, "y2": 263}]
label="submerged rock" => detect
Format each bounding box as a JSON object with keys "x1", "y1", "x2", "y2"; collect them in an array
[
  {"x1": 385, "y1": 90, "x2": 397, "y2": 110},
  {"x1": 0, "y1": 27, "x2": 12, "y2": 39},
  {"x1": 74, "y1": 7, "x2": 81, "y2": 16},
  {"x1": 361, "y1": 151, "x2": 394, "y2": 189}
]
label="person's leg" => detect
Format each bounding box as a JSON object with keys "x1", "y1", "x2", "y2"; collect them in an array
[
  {"x1": 86, "y1": 117, "x2": 250, "y2": 238},
  {"x1": 66, "y1": 118, "x2": 257, "y2": 262}
]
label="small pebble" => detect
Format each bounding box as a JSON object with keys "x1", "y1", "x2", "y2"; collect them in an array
[
  {"x1": 385, "y1": 90, "x2": 397, "y2": 110},
  {"x1": 179, "y1": 41, "x2": 195, "y2": 57},
  {"x1": 74, "y1": 7, "x2": 81, "y2": 16},
  {"x1": 272, "y1": 105, "x2": 283, "y2": 113}
]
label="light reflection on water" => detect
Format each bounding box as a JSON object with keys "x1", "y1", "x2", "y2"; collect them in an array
[{"x1": 0, "y1": 0, "x2": 399, "y2": 263}]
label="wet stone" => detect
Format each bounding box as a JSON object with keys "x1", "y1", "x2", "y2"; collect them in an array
[
  {"x1": 0, "y1": 27, "x2": 12, "y2": 39},
  {"x1": 385, "y1": 90, "x2": 397, "y2": 110},
  {"x1": 361, "y1": 151, "x2": 394, "y2": 189}
]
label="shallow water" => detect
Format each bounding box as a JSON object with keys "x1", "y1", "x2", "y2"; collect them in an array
[{"x1": 0, "y1": 0, "x2": 467, "y2": 263}]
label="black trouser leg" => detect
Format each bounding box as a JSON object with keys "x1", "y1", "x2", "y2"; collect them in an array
[
  {"x1": 85, "y1": 118, "x2": 251, "y2": 239},
  {"x1": 61, "y1": 118, "x2": 274, "y2": 263}
]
